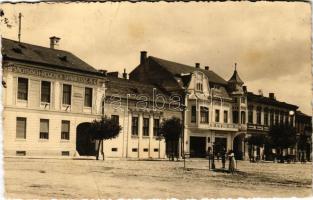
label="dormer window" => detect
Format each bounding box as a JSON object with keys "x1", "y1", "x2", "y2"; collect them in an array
[{"x1": 196, "y1": 82, "x2": 203, "y2": 91}]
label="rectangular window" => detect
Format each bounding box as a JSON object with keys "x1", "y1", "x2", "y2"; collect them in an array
[
  {"x1": 132, "y1": 148, "x2": 138, "y2": 152},
  {"x1": 16, "y1": 117, "x2": 26, "y2": 139},
  {"x1": 200, "y1": 107, "x2": 209, "y2": 123},
  {"x1": 248, "y1": 109, "x2": 253, "y2": 124},
  {"x1": 191, "y1": 106, "x2": 197, "y2": 123},
  {"x1": 40, "y1": 119, "x2": 49, "y2": 139},
  {"x1": 280, "y1": 112, "x2": 284, "y2": 124},
  {"x1": 241, "y1": 97, "x2": 246, "y2": 104},
  {"x1": 143, "y1": 148, "x2": 149, "y2": 152},
  {"x1": 275, "y1": 111, "x2": 279, "y2": 125},
  {"x1": 111, "y1": 148, "x2": 118, "y2": 152},
  {"x1": 215, "y1": 109, "x2": 220, "y2": 122},
  {"x1": 270, "y1": 111, "x2": 274, "y2": 125},
  {"x1": 224, "y1": 110, "x2": 228, "y2": 123},
  {"x1": 153, "y1": 119, "x2": 160, "y2": 136},
  {"x1": 132, "y1": 117, "x2": 138, "y2": 136},
  {"x1": 264, "y1": 110, "x2": 269, "y2": 126},
  {"x1": 61, "y1": 151, "x2": 70, "y2": 156},
  {"x1": 154, "y1": 148, "x2": 159, "y2": 152},
  {"x1": 143, "y1": 118, "x2": 149, "y2": 136},
  {"x1": 256, "y1": 107, "x2": 262, "y2": 125},
  {"x1": 16, "y1": 151, "x2": 26, "y2": 156},
  {"x1": 61, "y1": 120, "x2": 70, "y2": 140},
  {"x1": 233, "y1": 111, "x2": 239, "y2": 123},
  {"x1": 17, "y1": 78, "x2": 28, "y2": 100},
  {"x1": 111, "y1": 115, "x2": 119, "y2": 125},
  {"x1": 41, "y1": 81, "x2": 51, "y2": 103},
  {"x1": 62, "y1": 84, "x2": 72, "y2": 105},
  {"x1": 84, "y1": 87, "x2": 93, "y2": 107}
]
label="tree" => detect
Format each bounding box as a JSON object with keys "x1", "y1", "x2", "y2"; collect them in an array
[
  {"x1": 247, "y1": 134, "x2": 267, "y2": 147},
  {"x1": 268, "y1": 124, "x2": 296, "y2": 162},
  {"x1": 89, "y1": 116, "x2": 122, "y2": 160},
  {"x1": 159, "y1": 117, "x2": 182, "y2": 161}
]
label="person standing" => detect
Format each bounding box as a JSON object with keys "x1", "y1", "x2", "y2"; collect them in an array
[
  {"x1": 228, "y1": 150, "x2": 236, "y2": 173},
  {"x1": 221, "y1": 148, "x2": 226, "y2": 169}
]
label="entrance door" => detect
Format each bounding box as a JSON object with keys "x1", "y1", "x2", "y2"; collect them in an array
[
  {"x1": 214, "y1": 137, "x2": 227, "y2": 156},
  {"x1": 76, "y1": 122, "x2": 96, "y2": 156},
  {"x1": 190, "y1": 136, "x2": 206, "y2": 158}
]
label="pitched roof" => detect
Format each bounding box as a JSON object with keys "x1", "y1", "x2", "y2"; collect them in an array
[
  {"x1": 228, "y1": 69, "x2": 244, "y2": 84},
  {"x1": 247, "y1": 92, "x2": 298, "y2": 110},
  {"x1": 105, "y1": 76, "x2": 171, "y2": 102},
  {"x1": 149, "y1": 56, "x2": 228, "y2": 85},
  {"x1": 1, "y1": 37, "x2": 99, "y2": 74}
]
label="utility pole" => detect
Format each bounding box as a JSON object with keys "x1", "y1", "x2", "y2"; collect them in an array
[{"x1": 18, "y1": 13, "x2": 22, "y2": 42}]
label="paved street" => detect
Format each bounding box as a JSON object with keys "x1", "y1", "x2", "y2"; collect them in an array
[{"x1": 4, "y1": 157, "x2": 312, "y2": 198}]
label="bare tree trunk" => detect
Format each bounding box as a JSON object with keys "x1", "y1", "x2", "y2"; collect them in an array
[
  {"x1": 101, "y1": 140, "x2": 105, "y2": 160},
  {"x1": 96, "y1": 140, "x2": 101, "y2": 160}
]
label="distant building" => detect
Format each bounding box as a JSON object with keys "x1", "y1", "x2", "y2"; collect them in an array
[
  {"x1": 130, "y1": 51, "x2": 302, "y2": 160},
  {"x1": 245, "y1": 91, "x2": 298, "y2": 160},
  {"x1": 295, "y1": 111, "x2": 312, "y2": 161}
]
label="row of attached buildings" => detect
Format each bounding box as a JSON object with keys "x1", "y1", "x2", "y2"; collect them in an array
[{"x1": 1, "y1": 37, "x2": 311, "y2": 160}]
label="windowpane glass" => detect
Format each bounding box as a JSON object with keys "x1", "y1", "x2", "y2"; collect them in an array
[
  {"x1": 61, "y1": 120, "x2": 70, "y2": 140},
  {"x1": 16, "y1": 117, "x2": 26, "y2": 139},
  {"x1": 143, "y1": 118, "x2": 149, "y2": 136},
  {"x1": 18, "y1": 78, "x2": 28, "y2": 100},
  {"x1": 84, "y1": 87, "x2": 92, "y2": 107},
  {"x1": 62, "y1": 84, "x2": 71, "y2": 105},
  {"x1": 41, "y1": 81, "x2": 51, "y2": 103}
]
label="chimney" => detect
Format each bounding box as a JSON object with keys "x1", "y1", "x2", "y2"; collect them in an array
[
  {"x1": 205, "y1": 66, "x2": 209, "y2": 71},
  {"x1": 49, "y1": 36, "x2": 61, "y2": 49},
  {"x1": 269, "y1": 92, "x2": 275, "y2": 99},
  {"x1": 140, "y1": 51, "x2": 147, "y2": 65},
  {"x1": 195, "y1": 63, "x2": 200, "y2": 68},
  {"x1": 123, "y1": 68, "x2": 128, "y2": 79}
]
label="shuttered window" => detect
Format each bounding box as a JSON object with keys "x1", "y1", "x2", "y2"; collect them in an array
[
  {"x1": 62, "y1": 84, "x2": 71, "y2": 105},
  {"x1": 41, "y1": 81, "x2": 51, "y2": 103},
  {"x1": 40, "y1": 119, "x2": 49, "y2": 139},
  {"x1": 16, "y1": 117, "x2": 26, "y2": 139},
  {"x1": 17, "y1": 78, "x2": 28, "y2": 100},
  {"x1": 61, "y1": 120, "x2": 70, "y2": 140}
]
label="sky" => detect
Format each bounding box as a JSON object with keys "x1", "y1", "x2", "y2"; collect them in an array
[{"x1": 0, "y1": 2, "x2": 311, "y2": 115}]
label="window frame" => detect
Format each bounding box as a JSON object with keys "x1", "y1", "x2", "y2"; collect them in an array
[
  {"x1": 40, "y1": 80, "x2": 51, "y2": 103},
  {"x1": 191, "y1": 106, "x2": 197, "y2": 123},
  {"x1": 224, "y1": 110, "x2": 228, "y2": 123},
  {"x1": 132, "y1": 117, "x2": 139, "y2": 136},
  {"x1": 16, "y1": 117, "x2": 27, "y2": 139},
  {"x1": 153, "y1": 118, "x2": 160, "y2": 137},
  {"x1": 84, "y1": 87, "x2": 93, "y2": 107},
  {"x1": 17, "y1": 77, "x2": 28, "y2": 101},
  {"x1": 61, "y1": 120, "x2": 70, "y2": 140},
  {"x1": 143, "y1": 118, "x2": 149, "y2": 136},
  {"x1": 39, "y1": 119, "x2": 49, "y2": 140},
  {"x1": 200, "y1": 106, "x2": 209, "y2": 123},
  {"x1": 215, "y1": 109, "x2": 220, "y2": 123},
  {"x1": 62, "y1": 84, "x2": 72, "y2": 105}
]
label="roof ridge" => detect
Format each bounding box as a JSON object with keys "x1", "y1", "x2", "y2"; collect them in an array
[{"x1": 2, "y1": 37, "x2": 71, "y2": 55}]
